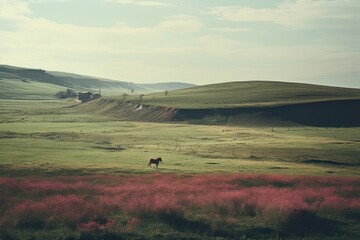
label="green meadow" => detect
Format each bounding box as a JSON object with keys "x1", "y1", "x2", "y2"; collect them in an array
[{"x1": 1, "y1": 99, "x2": 359, "y2": 176}]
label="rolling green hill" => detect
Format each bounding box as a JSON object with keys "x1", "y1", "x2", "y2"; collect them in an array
[
  {"x1": 82, "y1": 81, "x2": 360, "y2": 127},
  {"x1": 140, "y1": 81, "x2": 360, "y2": 108},
  {"x1": 0, "y1": 73, "x2": 63, "y2": 100}
]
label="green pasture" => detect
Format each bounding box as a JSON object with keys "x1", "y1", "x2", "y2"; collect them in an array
[
  {"x1": 0, "y1": 76, "x2": 62, "y2": 100},
  {"x1": 0, "y1": 99, "x2": 359, "y2": 177}
]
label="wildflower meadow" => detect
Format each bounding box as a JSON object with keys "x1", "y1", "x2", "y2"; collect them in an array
[{"x1": 0, "y1": 174, "x2": 359, "y2": 239}]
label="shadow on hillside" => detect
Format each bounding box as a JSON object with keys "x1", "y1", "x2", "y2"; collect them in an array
[
  {"x1": 302, "y1": 159, "x2": 358, "y2": 167},
  {"x1": 177, "y1": 99, "x2": 360, "y2": 127}
]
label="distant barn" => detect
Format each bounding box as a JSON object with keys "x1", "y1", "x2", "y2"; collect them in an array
[
  {"x1": 92, "y1": 93, "x2": 101, "y2": 99},
  {"x1": 77, "y1": 92, "x2": 93, "y2": 103}
]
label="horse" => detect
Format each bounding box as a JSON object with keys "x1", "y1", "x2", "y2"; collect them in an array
[{"x1": 148, "y1": 157, "x2": 162, "y2": 168}]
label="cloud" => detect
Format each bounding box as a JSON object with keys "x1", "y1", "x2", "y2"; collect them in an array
[
  {"x1": 0, "y1": 0, "x2": 202, "y2": 75},
  {"x1": 0, "y1": 0, "x2": 32, "y2": 19},
  {"x1": 26, "y1": 0, "x2": 70, "y2": 3},
  {"x1": 211, "y1": 27, "x2": 249, "y2": 33},
  {"x1": 106, "y1": 0, "x2": 172, "y2": 7},
  {"x1": 157, "y1": 15, "x2": 202, "y2": 33},
  {"x1": 0, "y1": 0, "x2": 201, "y2": 52},
  {"x1": 207, "y1": 0, "x2": 360, "y2": 28},
  {"x1": 1, "y1": 0, "x2": 358, "y2": 85}
]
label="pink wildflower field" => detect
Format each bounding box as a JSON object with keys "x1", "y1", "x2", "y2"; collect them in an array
[{"x1": 0, "y1": 174, "x2": 359, "y2": 239}]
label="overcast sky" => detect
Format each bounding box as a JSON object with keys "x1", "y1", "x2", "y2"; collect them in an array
[{"x1": 0, "y1": 0, "x2": 359, "y2": 87}]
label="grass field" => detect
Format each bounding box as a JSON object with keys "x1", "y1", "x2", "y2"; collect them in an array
[
  {"x1": 1, "y1": 99, "x2": 359, "y2": 176},
  {"x1": 0, "y1": 99, "x2": 359, "y2": 239}
]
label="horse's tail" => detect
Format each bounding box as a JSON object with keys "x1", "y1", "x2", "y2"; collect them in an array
[{"x1": 148, "y1": 160, "x2": 151, "y2": 167}]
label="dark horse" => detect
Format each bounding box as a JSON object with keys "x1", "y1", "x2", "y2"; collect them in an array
[{"x1": 148, "y1": 157, "x2": 162, "y2": 168}]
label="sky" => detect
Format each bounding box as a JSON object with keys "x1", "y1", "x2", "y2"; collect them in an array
[{"x1": 0, "y1": 0, "x2": 359, "y2": 87}]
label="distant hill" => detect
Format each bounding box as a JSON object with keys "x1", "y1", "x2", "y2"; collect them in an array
[
  {"x1": 139, "y1": 81, "x2": 360, "y2": 108},
  {"x1": 80, "y1": 81, "x2": 360, "y2": 127},
  {"x1": 0, "y1": 65, "x2": 195, "y2": 99},
  {"x1": 138, "y1": 82, "x2": 196, "y2": 91}
]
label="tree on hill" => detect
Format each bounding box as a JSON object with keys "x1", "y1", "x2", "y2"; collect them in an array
[{"x1": 55, "y1": 89, "x2": 77, "y2": 99}]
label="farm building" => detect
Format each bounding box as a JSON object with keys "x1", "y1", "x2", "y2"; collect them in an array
[
  {"x1": 77, "y1": 92, "x2": 93, "y2": 103},
  {"x1": 92, "y1": 93, "x2": 101, "y2": 99}
]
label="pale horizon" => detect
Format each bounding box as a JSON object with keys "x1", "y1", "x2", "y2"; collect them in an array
[{"x1": 1, "y1": 0, "x2": 359, "y2": 88}]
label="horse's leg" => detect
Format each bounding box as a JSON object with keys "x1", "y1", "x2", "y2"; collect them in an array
[{"x1": 156, "y1": 163, "x2": 158, "y2": 168}]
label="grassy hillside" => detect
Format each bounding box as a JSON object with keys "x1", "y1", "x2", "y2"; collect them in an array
[
  {"x1": 139, "y1": 81, "x2": 360, "y2": 108},
  {"x1": 138, "y1": 82, "x2": 195, "y2": 91},
  {"x1": 0, "y1": 73, "x2": 62, "y2": 99},
  {"x1": 85, "y1": 81, "x2": 360, "y2": 126},
  {"x1": 0, "y1": 65, "x2": 195, "y2": 98},
  {"x1": 0, "y1": 65, "x2": 142, "y2": 93}
]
